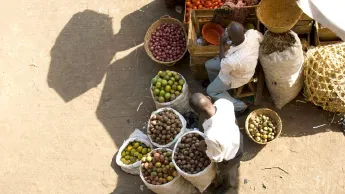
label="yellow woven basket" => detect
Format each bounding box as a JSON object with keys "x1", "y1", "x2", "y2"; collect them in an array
[
  {"x1": 245, "y1": 108, "x2": 282, "y2": 145},
  {"x1": 256, "y1": 0, "x2": 302, "y2": 33},
  {"x1": 144, "y1": 15, "x2": 187, "y2": 66},
  {"x1": 304, "y1": 43, "x2": 345, "y2": 113}
]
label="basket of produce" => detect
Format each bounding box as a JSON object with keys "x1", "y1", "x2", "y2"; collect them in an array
[
  {"x1": 147, "y1": 108, "x2": 187, "y2": 148},
  {"x1": 140, "y1": 148, "x2": 196, "y2": 193},
  {"x1": 116, "y1": 129, "x2": 153, "y2": 174},
  {"x1": 245, "y1": 108, "x2": 282, "y2": 145},
  {"x1": 256, "y1": 0, "x2": 302, "y2": 33},
  {"x1": 151, "y1": 70, "x2": 190, "y2": 114},
  {"x1": 172, "y1": 131, "x2": 216, "y2": 192},
  {"x1": 304, "y1": 43, "x2": 345, "y2": 113},
  {"x1": 144, "y1": 15, "x2": 187, "y2": 66}
]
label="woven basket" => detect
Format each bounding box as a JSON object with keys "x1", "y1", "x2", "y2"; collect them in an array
[
  {"x1": 245, "y1": 108, "x2": 282, "y2": 145},
  {"x1": 256, "y1": 0, "x2": 302, "y2": 33},
  {"x1": 144, "y1": 15, "x2": 187, "y2": 66},
  {"x1": 304, "y1": 43, "x2": 345, "y2": 113}
]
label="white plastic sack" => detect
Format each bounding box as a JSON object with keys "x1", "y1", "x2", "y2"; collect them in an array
[
  {"x1": 259, "y1": 31, "x2": 304, "y2": 109},
  {"x1": 140, "y1": 148, "x2": 197, "y2": 194},
  {"x1": 147, "y1": 108, "x2": 187, "y2": 149},
  {"x1": 172, "y1": 131, "x2": 217, "y2": 192},
  {"x1": 150, "y1": 72, "x2": 191, "y2": 114},
  {"x1": 116, "y1": 129, "x2": 152, "y2": 175}
]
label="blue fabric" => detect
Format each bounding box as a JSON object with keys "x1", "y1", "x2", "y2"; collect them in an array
[{"x1": 205, "y1": 57, "x2": 247, "y2": 112}]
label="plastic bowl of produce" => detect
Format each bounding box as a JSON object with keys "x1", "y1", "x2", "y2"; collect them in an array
[
  {"x1": 202, "y1": 23, "x2": 224, "y2": 45},
  {"x1": 245, "y1": 108, "x2": 282, "y2": 145}
]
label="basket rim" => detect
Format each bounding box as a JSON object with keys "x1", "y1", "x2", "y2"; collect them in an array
[
  {"x1": 244, "y1": 108, "x2": 282, "y2": 145},
  {"x1": 144, "y1": 16, "x2": 188, "y2": 65}
]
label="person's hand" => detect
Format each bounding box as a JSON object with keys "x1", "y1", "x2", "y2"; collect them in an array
[
  {"x1": 198, "y1": 140, "x2": 207, "y2": 152},
  {"x1": 220, "y1": 31, "x2": 228, "y2": 44}
]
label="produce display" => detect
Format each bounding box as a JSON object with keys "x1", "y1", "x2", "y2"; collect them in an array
[
  {"x1": 151, "y1": 70, "x2": 185, "y2": 103},
  {"x1": 260, "y1": 31, "x2": 296, "y2": 55},
  {"x1": 149, "y1": 23, "x2": 186, "y2": 62},
  {"x1": 120, "y1": 141, "x2": 152, "y2": 165},
  {"x1": 185, "y1": 0, "x2": 225, "y2": 22},
  {"x1": 141, "y1": 149, "x2": 178, "y2": 185},
  {"x1": 247, "y1": 114, "x2": 278, "y2": 143},
  {"x1": 174, "y1": 133, "x2": 211, "y2": 174},
  {"x1": 148, "y1": 109, "x2": 183, "y2": 145}
]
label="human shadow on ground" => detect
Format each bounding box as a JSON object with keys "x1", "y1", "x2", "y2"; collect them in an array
[{"x1": 48, "y1": 10, "x2": 114, "y2": 102}]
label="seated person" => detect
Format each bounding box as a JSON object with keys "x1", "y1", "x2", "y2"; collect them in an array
[{"x1": 204, "y1": 21, "x2": 263, "y2": 113}]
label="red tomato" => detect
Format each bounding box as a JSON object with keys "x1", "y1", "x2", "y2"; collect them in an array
[
  {"x1": 186, "y1": 2, "x2": 192, "y2": 7},
  {"x1": 192, "y1": 5, "x2": 197, "y2": 9},
  {"x1": 196, "y1": 1, "x2": 201, "y2": 5},
  {"x1": 198, "y1": 5, "x2": 203, "y2": 9},
  {"x1": 192, "y1": 0, "x2": 197, "y2": 3}
]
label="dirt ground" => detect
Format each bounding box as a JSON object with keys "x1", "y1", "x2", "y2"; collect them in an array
[{"x1": 1, "y1": 0, "x2": 344, "y2": 193}]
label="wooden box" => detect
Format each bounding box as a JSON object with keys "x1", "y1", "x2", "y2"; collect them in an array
[
  {"x1": 187, "y1": 8, "x2": 259, "y2": 79},
  {"x1": 314, "y1": 21, "x2": 343, "y2": 46}
]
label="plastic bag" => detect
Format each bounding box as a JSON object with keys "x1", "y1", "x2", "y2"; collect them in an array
[
  {"x1": 140, "y1": 148, "x2": 197, "y2": 194},
  {"x1": 147, "y1": 108, "x2": 187, "y2": 149},
  {"x1": 259, "y1": 31, "x2": 304, "y2": 109},
  {"x1": 116, "y1": 129, "x2": 152, "y2": 175},
  {"x1": 150, "y1": 72, "x2": 191, "y2": 114},
  {"x1": 172, "y1": 131, "x2": 217, "y2": 192}
]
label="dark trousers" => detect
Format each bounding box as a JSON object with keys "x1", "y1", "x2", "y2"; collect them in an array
[{"x1": 215, "y1": 133, "x2": 244, "y2": 190}]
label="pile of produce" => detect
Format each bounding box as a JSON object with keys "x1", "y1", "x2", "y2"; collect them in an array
[
  {"x1": 149, "y1": 24, "x2": 186, "y2": 62},
  {"x1": 174, "y1": 133, "x2": 211, "y2": 174},
  {"x1": 260, "y1": 31, "x2": 296, "y2": 55},
  {"x1": 148, "y1": 109, "x2": 183, "y2": 145},
  {"x1": 211, "y1": 0, "x2": 259, "y2": 24},
  {"x1": 141, "y1": 149, "x2": 178, "y2": 185},
  {"x1": 120, "y1": 141, "x2": 151, "y2": 165},
  {"x1": 247, "y1": 114, "x2": 278, "y2": 143},
  {"x1": 151, "y1": 70, "x2": 185, "y2": 103},
  {"x1": 185, "y1": 0, "x2": 225, "y2": 21}
]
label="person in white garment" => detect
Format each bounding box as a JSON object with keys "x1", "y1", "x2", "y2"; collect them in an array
[
  {"x1": 189, "y1": 93, "x2": 243, "y2": 194},
  {"x1": 204, "y1": 21, "x2": 263, "y2": 113}
]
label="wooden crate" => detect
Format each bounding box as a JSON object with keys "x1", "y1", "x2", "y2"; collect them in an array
[
  {"x1": 187, "y1": 8, "x2": 259, "y2": 57},
  {"x1": 314, "y1": 21, "x2": 343, "y2": 46},
  {"x1": 187, "y1": 8, "x2": 259, "y2": 79},
  {"x1": 291, "y1": 13, "x2": 313, "y2": 46}
]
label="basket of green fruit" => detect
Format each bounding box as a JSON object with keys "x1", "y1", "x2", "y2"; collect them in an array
[
  {"x1": 151, "y1": 70, "x2": 190, "y2": 114},
  {"x1": 245, "y1": 108, "x2": 282, "y2": 145}
]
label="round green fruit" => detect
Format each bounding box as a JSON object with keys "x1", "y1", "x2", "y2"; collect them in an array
[
  {"x1": 158, "y1": 96, "x2": 165, "y2": 103},
  {"x1": 178, "y1": 79, "x2": 185, "y2": 85},
  {"x1": 151, "y1": 77, "x2": 157, "y2": 85},
  {"x1": 177, "y1": 85, "x2": 182, "y2": 91},
  {"x1": 164, "y1": 75, "x2": 170, "y2": 80},
  {"x1": 174, "y1": 75, "x2": 180, "y2": 80},
  {"x1": 154, "y1": 89, "x2": 160, "y2": 96},
  {"x1": 165, "y1": 93, "x2": 171, "y2": 100},
  {"x1": 159, "y1": 90, "x2": 165, "y2": 97},
  {"x1": 171, "y1": 84, "x2": 177, "y2": 90},
  {"x1": 165, "y1": 85, "x2": 171, "y2": 92},
  {"x1": 175, "y1": 91, "x2": 180, "y2": 96},
  {"x1": 155, "y1": 82, "x2": 161, "y2": 88},
  {"x1": 170, "y1": 77, "x2": 175, "y2": 82},
  {"x1": 170, "y1": 94, "x2": 176, "y2": 101},
  {"x1": 168, "y1": 80, "x2": 174, "y2": 86},
  {"x1": 161, "y1": 80, "x2": 168, "y2": 86},
  {"x1": 157, "y1": 78, "x2": 162, "y2": 83},
  {"x1": 158, "y1": 71, "x2": 165, "y2": 78}
]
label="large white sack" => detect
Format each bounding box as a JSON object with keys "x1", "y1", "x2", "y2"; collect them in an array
[
  {"x1": 116, "y1": 129, "x2": 152, "y2": 175},
  {"x1": 150, "y1": 72, "x2": 191, "y2": 114},
  {"x1": 259, "y1": 31, "x2": 304, "y2": 109},
  {"x1": 140, "y1": 148, "x2": 197, "y2": 194},
  {"x1": 172, "y1": 131, "x2": 217, "y2": 192},
  {"x1": 147, "y1": 108, "x2": 187, "y2": 149}
]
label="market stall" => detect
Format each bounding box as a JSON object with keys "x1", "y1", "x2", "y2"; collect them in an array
[{"x1": 116, "y1": 0, "x2": 345, "y2": 193}]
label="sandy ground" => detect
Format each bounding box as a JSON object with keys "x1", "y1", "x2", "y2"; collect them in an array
[{"x1": 0, "y1": 0, "x2": 344, "y2": 194}]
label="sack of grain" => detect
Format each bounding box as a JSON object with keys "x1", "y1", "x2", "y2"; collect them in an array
[{"x1": 259, "y1": 31, "x2": 304, "y2": 109}]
